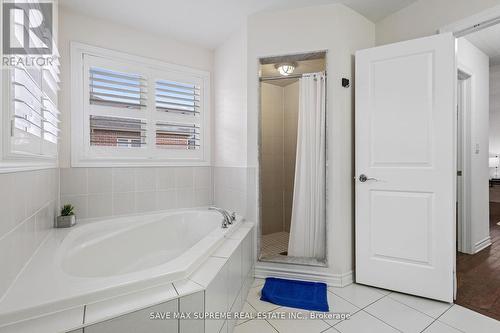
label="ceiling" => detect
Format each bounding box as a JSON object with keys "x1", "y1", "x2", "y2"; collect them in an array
[
  {"x1": 466, "y1": 23, "x2": 500, "y2": 66},
  {"x1": 344, "y1": 0, "x2": 417, "y2": 23},
  {"x1": 59, "y1": 0, "x2": 417, "y2": 49}
]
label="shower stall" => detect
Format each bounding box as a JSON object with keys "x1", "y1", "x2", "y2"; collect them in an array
[{"x1": 259, "y1": 52, "x2": 327, "y2": 265}]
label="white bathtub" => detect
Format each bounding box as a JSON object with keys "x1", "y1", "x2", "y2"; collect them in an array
[
  {"x1": 61, "y1": 210, "x2": 226, "y2": 278},
  {"x1": 0, "y1": 208, "x2": 243, "y2": 325}
]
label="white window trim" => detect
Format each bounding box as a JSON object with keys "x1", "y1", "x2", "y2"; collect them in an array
[
  {"x1": 70, "y1": 42, "x2": 211, "y2": 167},
  {"x1": 0, "y1": 1, "x2": 59, "y2": 173}
]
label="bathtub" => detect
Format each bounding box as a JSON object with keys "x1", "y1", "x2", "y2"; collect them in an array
[
  {"x1": 0, "y1": 208, "x2": 244, "y2": 325},
  {"x1": 61, "y1": 209, "x2": 229, "y2": 278}
]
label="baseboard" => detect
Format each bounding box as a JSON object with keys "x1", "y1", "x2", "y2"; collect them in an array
[
  {"x1": 473, "y1": 236, "x2": 492, "y2": 253},
  {"x1": 254, "y1": 263, "x2": 353, "y2": 287}
]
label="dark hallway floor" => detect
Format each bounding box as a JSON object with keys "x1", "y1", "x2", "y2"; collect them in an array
[{"x1": 456, "y1": 201, "x2": 500, "y2": 320}]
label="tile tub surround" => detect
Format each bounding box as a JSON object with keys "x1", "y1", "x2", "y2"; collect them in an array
[
  {"x1": 0, "y1": 168, "x2": 59, "y2": 300},
  {"x1": 0, "y1": 210, "x2": 245, "y2": 323},
  {"x1": 214, "y1": 166, "x2": 248, "y2": 217},
  {"x1": 60, "y1": 167, "x2": 213, "y2": 219},
  {"x1": 0, "y1": 223, "x2": 255, "y2": 333}
]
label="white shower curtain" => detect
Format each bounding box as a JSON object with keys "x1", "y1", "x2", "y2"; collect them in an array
[{"x1": 288, "y1": 72, "x2": 326, "y2": 259}]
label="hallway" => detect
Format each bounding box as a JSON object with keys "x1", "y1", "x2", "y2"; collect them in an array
[{"x1": 456, "y1": 201, "x2": 500, "y2": 320}]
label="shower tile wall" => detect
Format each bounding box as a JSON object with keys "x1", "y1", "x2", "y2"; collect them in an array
[
  {"x1": 261, "y1": 82, "x2": 299, "y2": 235},
  {"x1": 261, "y1": 83, "x2": 284, "y2": 235},
  {"x1": 284, "y1": 81, "x2": 299, "y2": 231}
]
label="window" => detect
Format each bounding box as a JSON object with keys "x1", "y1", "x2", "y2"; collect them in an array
[
  {"x1": 156, "y1": 122, "x2": 200, "y2": 150},
  {"x1": 90, "y1": 116, "x2": 146, "y2": 148},
  {"x1": 10, "y1": 56, "x2": 61, "y2": 156},
  {"x1": 71, "y1": 43, "x2": 210, "y2": 166},
  {"x1": 155, "y1": 79, "x2": 199, "y2": 114},
  {"x1": 0, "y1": 1, "x2": 60, "y2": 171},
  {"x1": 89, "y1": 67, "x2": 146, "y2": 110},
  {"x1": 9, "y1": 62, "x2": 61, "y2": 157}
]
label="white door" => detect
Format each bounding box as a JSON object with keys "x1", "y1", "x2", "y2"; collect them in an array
[{"x1": 355, "y1": 33, "x2": 456, "y2": 302}]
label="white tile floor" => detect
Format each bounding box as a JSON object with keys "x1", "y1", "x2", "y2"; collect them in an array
[{"x1": 234, "y1": 279, "x2": 500, "y2": 333}]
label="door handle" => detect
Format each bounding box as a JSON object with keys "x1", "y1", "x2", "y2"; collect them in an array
[{"x1": 358, "y1": 174, "x2": 379, "y2": 182}]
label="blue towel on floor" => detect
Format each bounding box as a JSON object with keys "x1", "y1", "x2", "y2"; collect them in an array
[{"x1": 260, "y1": 277, "x2": 329, "y2": 312}]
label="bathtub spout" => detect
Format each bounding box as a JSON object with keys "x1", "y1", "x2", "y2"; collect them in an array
[{"x1": 209, "y1": 207, "x2": 232, "y2": 228}]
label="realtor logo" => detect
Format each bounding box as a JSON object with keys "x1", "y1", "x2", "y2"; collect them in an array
[{"x1": 2, "y1": 2, "x2": 53, "y2": 55}]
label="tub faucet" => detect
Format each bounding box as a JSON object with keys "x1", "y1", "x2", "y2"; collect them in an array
[{"x1": 209, "y1": 207, "x2": 233, "y2": 228}]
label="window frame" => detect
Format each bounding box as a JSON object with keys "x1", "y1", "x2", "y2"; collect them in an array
[{"x1": 70, "y1": 42, "x2": 211, "y2": 167}]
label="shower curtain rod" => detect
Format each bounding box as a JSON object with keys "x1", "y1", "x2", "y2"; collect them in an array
[
  {"x1": 260, "y1": 72, "x2": 326, "y2": 82},
  {"x1": 259, "y1": 74, "x2": 303, "y2": 81}
]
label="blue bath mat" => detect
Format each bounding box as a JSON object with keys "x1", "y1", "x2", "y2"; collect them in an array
[{"x1": 260, "y1": 277, "x2": 329, "y2": 312}]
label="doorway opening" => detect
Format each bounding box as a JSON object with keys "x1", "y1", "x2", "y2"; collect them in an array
[
  {"x1": 455, "y1": 20, "x2": 500, "y2": 320},
  {"x1": 353, "y1": 3, "x2": 500, "y2": 311},
  {"x1": 258, "y1": 51, "x2": 327, "y2": 266}
]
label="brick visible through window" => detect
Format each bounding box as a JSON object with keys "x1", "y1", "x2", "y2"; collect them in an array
[{"x1": 90, "y1": 115, "x2": 145, "y2": 147}]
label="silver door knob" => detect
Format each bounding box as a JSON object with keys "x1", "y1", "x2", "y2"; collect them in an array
[{"x1": 359, "y1": 174, "x2": 379, "y2": 182}]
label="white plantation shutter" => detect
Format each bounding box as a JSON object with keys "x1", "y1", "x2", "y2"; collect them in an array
[
  {"x1": 89, "y1": 67, "x2": 147, "y2": 109},
  {"x1": 12, "y1": 67, "x2": 43, "y2": 139},
  {"x1": 42, "y1": 96, "x2": 59, "y2": 144},
  {"x1": 73, "y1": 45, "x2": 210, "y2": 166},
  {"x1": 10, "y1": 56, "x2": 60, "y2": 156},
  {"x1": 154, "y1": 77, "x2": 202, "y2": 152},
  {"x1": 155, "y1": 122, "x2": 200, "y2": 149},
  {"x1": 5, "y1": 0, "x2": 61, "y2": 157},
  {"x1": 42, "y1": 52, "x2": 61, "y2": 151},
  {"x1": 90, "y1": 116, "x2": 147, "y2": 147},
  {"x1": 155, "y1": 79, "x2": 200, "y2": 114},
  {"x1": 84, "y1": 56, "x2": 148, "y2": 156}
]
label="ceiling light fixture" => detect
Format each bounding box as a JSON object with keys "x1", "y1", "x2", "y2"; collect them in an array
[{"x1": 275, "y1": 63, "x2": 296, "y2": 76}]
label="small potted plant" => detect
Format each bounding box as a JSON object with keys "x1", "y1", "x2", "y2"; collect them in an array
[{"x1": 56, "y1": 204, "x2": 77, "y2": 228}]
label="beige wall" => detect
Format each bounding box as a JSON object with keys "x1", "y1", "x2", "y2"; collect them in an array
[
  {"x1": 376, "y1": 0, "x2": 500, "y2": 45},
  {"x1": 261, "y1": 83, "x2": 285, "y2": 235},
  {"x1": 260, "y1": 81, "x2": 299, "y2": 235},
  {"x1": 283, "y1": 81, "x2": 299, "y2": 232}
]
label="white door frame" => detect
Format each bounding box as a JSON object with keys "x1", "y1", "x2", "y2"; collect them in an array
[{"x1": 456, "y1": 69, "x2": 473, "y2": 254}]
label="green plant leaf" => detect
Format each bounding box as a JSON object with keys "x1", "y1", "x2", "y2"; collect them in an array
[{"x1": 61, "y1": 204, "x2": 75, "y2": 216}]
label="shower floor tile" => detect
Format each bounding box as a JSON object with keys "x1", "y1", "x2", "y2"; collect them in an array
[{"x1": 260, "y1": 231, "x2": 290, "y2": 259}]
